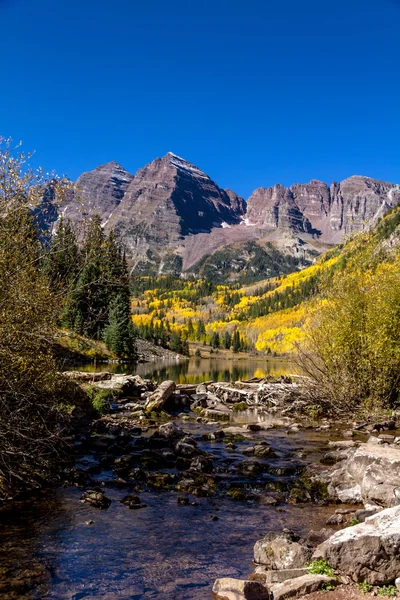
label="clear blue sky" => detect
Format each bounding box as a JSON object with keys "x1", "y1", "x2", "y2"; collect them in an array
[{"x1": 1, "y1": 0, "x2": 399, "y2": 198}]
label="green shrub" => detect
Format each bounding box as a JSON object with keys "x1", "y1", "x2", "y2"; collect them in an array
[
  {"x1": 307, "y1": 559, "x2": 335, "y2": 577},
  {"x1": 357, "y1": 583, "x2": 373, "y2": 594},
  {"x1": 377, "y1": 586, "x2": 397, "y2": 597},
  {"x1": 86, "y1": 386, "x2": 121, "y2": 415}
]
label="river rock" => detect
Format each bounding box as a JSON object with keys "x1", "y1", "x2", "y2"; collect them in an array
[
  {"x1": 270, "y1": 574, "x2": 338, "y2": 600},
  {"x1": 212, "y1": 578, "x2": 269, "y2": 600},
  {"x1": 254, "y1": 530, "x2": 312, "y2": 569},
  {"x1": 326, "y1": 441, "x2": 400, "y2": 506},
  {"x1": 146, "y1": 380, "x2": 176, "y2": 413},
  {"x1": 158, "y1": 421, "x2": 185, "y2": 440},
  {"x1": 81, "y1": 489, "x2": 111, "y2": 509},
  {"x1": 313, "y1": 504, "x2": 400, "y2": 584},
  {"x1": 120, "y1": 495, "x2": 146, "y2": 509},
  {"x1": 190, "y1": 455, "x2": 213, "y2": 473}
]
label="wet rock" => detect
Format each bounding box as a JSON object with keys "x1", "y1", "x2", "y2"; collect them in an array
[
  {"x1": 120, "y1": 494, "x2": 146, "y2": 509},
  {"x1": 355, "y1": 506, "x2": 382, "y2": 522},
  {"x1": 146, "y1": 472, "x2": 178, "y2": 489},
  {"x1": 254, "y1": 444, "x2": 276, "y2": 459},
  {"x1": 190, "y1": 455, "x2": 213, "y2": 473},
  {"x1": 237, "y1": 459, "x2": 268, "y2": 477},
  {"x1": 158, "y1": 421, "x2": 185, "y2": 440},
  {"x1": 212, "y1": 577, "x2": 269, "y2": 600},
  {"x1": 190, "y1": 393, "x2": 209, "y2": 409},
  {"x1": 270, "y1": 574, "x2": 338, "y2": 600},
  {"x1": 81, "y1": 489, "x2": 112, "y2": 509},
  {"x1": 372, "y1": 420, "x2": 395, "y2": 432},
  {"x1": 254, "y1": 530, "x2": 312, "y2": 569},
  {"x1": 313, "y1": 504, "x2": 400, "y2": 584},
  {"x1": 326, "y1": 513, "x2": 347, "y2": 525},
  {"x1": 146, "y1": 380, "x2": 176, "y2": 413},
  {"x1": 175, "y1": 439, "x2": 199, "y2": 458},
  {"x1": 177, "y1": 496, "x2": 190, "y2": 505}
]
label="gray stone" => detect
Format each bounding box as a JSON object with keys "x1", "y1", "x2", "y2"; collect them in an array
[
  {"x1": 326, "y1": 441, "x2": 400, "y2": 507},
  {"x1": 212, "y1": 578, "x2": 269, "y2": 600},
  {"x1": 158, "y1": 421, "x2": 184, "y2": 440},
  {"x1": 254, "y1": 531, "x2": 312, "y2": 570},
  {"x1": 313, "y1": 505, "x2": 400, "y2": 584},
  {"x1": 250, "y1": 567, "x2": 308, "y2": 584},
  {"x1": 270, "y1": 574, "x2": 338, "y2": 600}
]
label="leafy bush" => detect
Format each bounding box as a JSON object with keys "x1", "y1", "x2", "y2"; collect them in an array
[
  {"x1": 306, "y1": 560, "x2": 335, "y2": 577},
  {"x1": 357, "y1": 583, "x2": 373, "y2": 594},
  {"x1": 377, "y1": 586, "x2": 398, "y2": 597},
  {"x1": 86, "y1": 386, "x2": 121, "y2": 415}
]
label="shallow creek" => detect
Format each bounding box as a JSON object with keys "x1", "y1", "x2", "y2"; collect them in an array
[{"x1": 0, "y1": 367, "x2": 353, "y2": 600}]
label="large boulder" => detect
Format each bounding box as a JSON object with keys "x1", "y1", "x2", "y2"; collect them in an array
[
  {"x1": 212, "y1": 578, "x2": 269, "y2": 600},
  {"x1": 146, "y1": 380, "x2": 176, "y2": 413},
  {"x1": 313, "y1": 505, "x2": 400, "y2": 584},
  {"x1": 325, "y1": 442, "x2": 400, "y2": 506},
  {"x1": 254, "y1": 530, "x2": 312, "y2": 570}
]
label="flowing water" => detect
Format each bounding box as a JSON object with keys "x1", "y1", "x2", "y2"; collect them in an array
[{"x1": 0, "y1": 359, "x2": 343, "y2": 600}]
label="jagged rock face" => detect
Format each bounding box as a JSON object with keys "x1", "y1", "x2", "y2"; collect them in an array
[
  {"x1": 329, "y1": 176, "x2": 400, "y2": 234},
  {"x1": 246, "y1": 185, "x2": 313, "y2": 233},
  {"x1": 65, "y1": 161, "x2": 134, "y2": 223},
  {"x1": 246, "y1": 176, "x2": 400, "y2": 241}
]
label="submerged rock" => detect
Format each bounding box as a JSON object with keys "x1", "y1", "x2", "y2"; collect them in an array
[
  {"x1": 120, "y1": 495, "x2": 146, "y2": 509},
  {"x1": 81, "y1": 489, "x2": 111, "y2": 509}
]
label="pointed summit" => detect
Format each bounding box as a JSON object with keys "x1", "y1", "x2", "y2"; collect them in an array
[{"x1": 162, "y1": 152, "x2": 210, "y2": 180}]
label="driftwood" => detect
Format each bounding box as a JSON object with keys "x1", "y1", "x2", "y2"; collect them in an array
[{"x1": 62, "y1": 371, "x2": 112, "y2": 382}]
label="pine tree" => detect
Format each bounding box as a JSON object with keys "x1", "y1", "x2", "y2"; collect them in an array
[
  {"x1": 103, "y1": 294, "x2": 136, "y2": 357},
  {"x1": 211, "y1": 331, "x2": 220, "y2": 349},
  {"x1": 232, "y1": 330, "x2": 241, "y2": 353},
  {"x1": 223, "y1": 331, "x2": 232, "y2": 349}
]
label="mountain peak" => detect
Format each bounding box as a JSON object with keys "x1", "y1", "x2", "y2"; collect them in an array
[{"x1": 162, "y1": 152, "x2": 209, "y2": 180}]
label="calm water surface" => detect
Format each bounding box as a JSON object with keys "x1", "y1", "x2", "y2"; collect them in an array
[{"x1": 76, "y1": 357, "x2": 294, "y2": 384}]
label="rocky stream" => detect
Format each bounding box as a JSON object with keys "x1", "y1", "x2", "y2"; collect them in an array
[{"x1": 1, "y1": 368, "x2": 400, "y2": 600}]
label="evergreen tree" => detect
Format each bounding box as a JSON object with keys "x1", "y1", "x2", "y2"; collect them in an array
[
  {"x1": 232, "y1": 330, "x2": 241, "y2": 353},
  {"x1": 223, "y1": 331, "x2": 232, "y2": 349},
  {"x1": 211, "y1": 331, "x2": 220, "y2": 349},
  {"x1": 45, "y1": 217, "x2": 80, "y2": 290},
  {"x1": 103, "y1": 294, "x2": 136, "y2": 357}
]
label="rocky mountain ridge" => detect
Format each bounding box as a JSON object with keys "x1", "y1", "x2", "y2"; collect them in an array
[{"x1": 46, "y1": 152, "x2": 400, "y2": 281}]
